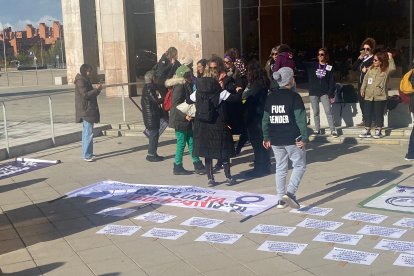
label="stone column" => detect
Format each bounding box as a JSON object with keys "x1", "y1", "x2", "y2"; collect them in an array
[
  {"x1": 154, "y1": 0, "x2": 224, "y2": 67},
  {"x1": 61, "y1": 0, "x2": 99, "y2": 83}
]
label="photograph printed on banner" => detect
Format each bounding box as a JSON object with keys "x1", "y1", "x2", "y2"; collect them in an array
[
  {"x1": 342, "y1": 211, "x2": 388, "y2": 224},
  {"x1": 141, "y1": 227, "x2": 187, "y2": 240},
  {"x1": 195, "y1": 232, "x2": 243, "y2": 244},
  {"x1": 357, "y1": 225, "x2": 407, "y2": 239},
  {"x1": 324, "y1": 247, "x2": 379, "y2": 265},
  {"x1": 313, "y1": 231, "x2": 363, "y2": 246},
  {"x1": 96, "y1": 224, "x2": 141, "y2": 236},
  {"x1": 257, "y1": 241, "x2": 308, "y2": 255},
  {"x1": 250, "y1": 224, "x2": 296, "y2": 236},
  {"x1": 180, "y1": 217, "x2": 224, "y2": 229},
  {"x1": 134, "y1": 212, "x2": 176, "y2": 223}
]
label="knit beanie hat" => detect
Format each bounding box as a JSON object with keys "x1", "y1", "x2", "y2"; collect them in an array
[
  {"x1": 180, "y1": 57, "x2": 193, "y2": 67},
  {"x1": 175, "y1": 64, "x2": 191, "y2": 78},
  {"x1": 273, "y1": 67, "x2": 294, "y2": 87}
]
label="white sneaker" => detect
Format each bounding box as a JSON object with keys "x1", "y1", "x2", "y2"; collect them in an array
[
  {"x1": 331, "y1": 130, "x2": 339, "y2": 137},
  {"x1": 276, "y1": 200, "x2": 287, "y2": 209},
  {"x1": 359, "y1": 129, "x2": 371, "y2": 138},
  {"x1": 372, "y1": 129, "x2": 382, "y2": 139},
  {"x1": 83, "y1": 156, "x2": 96, "y2": 162}
]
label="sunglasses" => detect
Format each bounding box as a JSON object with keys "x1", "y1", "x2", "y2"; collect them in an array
[
  {"x1": 271, "y1": 53, "x2": 278, "y2": 56},
  {"x1": 210, "y1": 66, "x2": 217, "y2": 69},
  {"x1": 224, "y1": 60, "x2": 232, "y2": 65},
  {"x1": 318, "y1": 53, "x2": 325, "y2": 56},
  {"x1": 362, "y1": 47, "x2": 371, "y2": 51}
]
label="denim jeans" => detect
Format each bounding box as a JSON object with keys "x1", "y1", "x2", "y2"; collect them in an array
[
  {"x1": 175, "y1": 129, "x2": 200, "y2": 165},
  {"x1": 147, "y1": 129, "x2": 160, "y2": 156},
  {"x1": 82, "y1": 120, "x2": 94, "y2": 159},
  {"x1": 271, "y1": 145, "x2": 306, "y2": 201},
  {"x1": 310, "y1": 94, "x2": 335, "y2": 132}
]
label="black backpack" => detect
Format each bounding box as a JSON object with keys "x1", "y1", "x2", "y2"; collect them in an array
[
  {"x1": 333, "y1": 84, "x2": 358, "y2": 103},
  {"x1": 196, "y1": 93, "x2": 219, "y2": 123}
]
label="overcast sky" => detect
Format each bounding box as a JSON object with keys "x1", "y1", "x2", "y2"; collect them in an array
[{"x1": 0, "y1": 0, "x2": 62, "y2": 30}]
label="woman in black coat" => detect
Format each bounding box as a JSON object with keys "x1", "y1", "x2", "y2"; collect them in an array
[
  {"x1": 141, "y1": 70, "x2": 164, "y2": 162},
  {"x1": 192, "y1": 65, "x2": 242, "y2": 187}
]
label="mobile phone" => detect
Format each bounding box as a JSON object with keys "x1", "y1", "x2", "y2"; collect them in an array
[{"x1": 295, "y1": 135, "x2": 302, "y2": 142}]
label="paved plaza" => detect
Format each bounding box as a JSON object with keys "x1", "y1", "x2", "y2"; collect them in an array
[{"x1": 0, "y1": 133, "x2": 413, "y2": 275}]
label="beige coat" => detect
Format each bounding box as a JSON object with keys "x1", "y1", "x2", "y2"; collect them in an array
[{"x1": 360, "y1": 57, "x2": 395, "y2": 101}]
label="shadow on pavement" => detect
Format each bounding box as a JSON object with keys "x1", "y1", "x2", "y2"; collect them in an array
[
  {"x1": 299, "y1": 164, "x2": 412, "y2": 206},
  {"x1": 1, "y1": 262, "x2": 64, "y2": 275},
  {"x1": 0, "y1": 178, "x2": 47, "y2": 194},
  {"x1": 306, "y1": 143, "x2": 370, "y2": 164}
]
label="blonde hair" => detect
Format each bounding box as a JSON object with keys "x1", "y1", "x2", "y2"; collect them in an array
[{"x1": 203, "y1": 66, "x2": 219, "y2": 79}]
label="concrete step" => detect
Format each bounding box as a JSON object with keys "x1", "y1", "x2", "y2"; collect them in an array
[{"x1": 309, "y1": 134, "x2": 409, "y2": 145}]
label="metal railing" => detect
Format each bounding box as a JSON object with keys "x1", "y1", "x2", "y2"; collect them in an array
[
  {"x1": 0, "y1": 81, "x2": 143, "y2": 158},
  {"x1": 0, "y1": 69, "x2": 67, "y2": 87}
]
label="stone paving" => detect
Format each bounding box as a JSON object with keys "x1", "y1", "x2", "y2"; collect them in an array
[{"x1": 0, "y1": 134, "x2": 413, "y2": 276}]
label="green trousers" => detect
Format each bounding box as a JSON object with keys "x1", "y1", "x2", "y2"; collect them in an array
[{"x1": 175, "y1": 129, "x2": 200, "y2": 165}]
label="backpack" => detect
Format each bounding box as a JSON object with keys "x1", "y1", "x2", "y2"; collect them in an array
[
  {"x1": 387, "y1": 95, "x2": 402, "y2": 111},
  {"x1": 332, "y1": 83, "x2": 358, "y2": 103},
  {"x1": 400, "y1": 69, "x2": 414, "y2": 95},
  {"x1": 195, "y1": 93, "x2": 219, "y2": 123},
  {"x1": 163, "y1": 87, "x2": 173, "y2": 111}
]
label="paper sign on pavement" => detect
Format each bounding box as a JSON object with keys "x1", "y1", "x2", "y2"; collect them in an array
[
  {"x1": 357, "y1": 225, "x2": 407, "y2": 239},
  {"x1": 96, "y1": 224, "x2": 141, "y2": 236},
  {"x1": 394, "y1": 253, "x2": 414, "y2": 268},
  {"x1": 195, "y1": 232, "x2": 242, "y2": 244},
  {"x1": 296, "y1": 218, "x2": 343, "y2": 231},
  {"x1": 142, "y1": 227, "x2": 187, "y2": 240},
  {"x1": 257, "y1": 241, "x2": 308, "y2": 255},
  {"x1": 313, "y1": 231, "x2": 363, "y2": 245},
  {"x1": 324, "y1": 247, "x2": 379, "y2": 265},
  {"x1": 96, "y1": 207, "x2": 136, "y2": 217},
  {"x1": 374, "y1": 239, "x2": 414, "y2": 255},
  {"x1": 393, "y1": 218, "x2": 414, "y2": 228},
  {"x1": 180, "y1": 217, "x2": 224, "y2": 228},
  {"x1": 342, "y1": 211, "x2": 387, "y2": 224},
  {"x1": 250, "y1": 224, "x2": 296, "y2": 236},
  {"x1": 290, "y1": 206, "x2": 333, "y2": 217},
  {"x1": 134, "y1": 212, "x2": 176, "y2": 223}
]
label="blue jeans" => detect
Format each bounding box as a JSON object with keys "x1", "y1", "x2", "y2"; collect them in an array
[
  {"x1": 271, "y1": 145, "x2": 306, "y2": 201},
  {"x1": 82, "y1": 120, "x2": 94, "y2": 159}
]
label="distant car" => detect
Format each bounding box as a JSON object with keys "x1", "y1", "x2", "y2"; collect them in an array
[{"x1": 135, "y1": 49, "x2": 157, "y2": 77}]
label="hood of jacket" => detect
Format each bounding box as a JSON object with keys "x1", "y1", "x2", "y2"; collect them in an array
[
  {"x1": 279, "y1": 52, "x2": 294, "y2": 60},
  {"x1": 165, "y1": 76, "x2": 186, "y2": 87}
]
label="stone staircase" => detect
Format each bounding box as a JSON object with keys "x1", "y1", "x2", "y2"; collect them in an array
[{"x1": 103, "y1": 121, "x2": 411, "y2": 146}]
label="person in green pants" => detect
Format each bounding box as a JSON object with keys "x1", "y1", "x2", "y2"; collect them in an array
[{"x1": 166, "y1": 65, "x2": 205, "y2": 175}]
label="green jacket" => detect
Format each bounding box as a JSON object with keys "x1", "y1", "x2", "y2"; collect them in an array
[{"x1": 361, "y1": 57, "x2": 395, "y2": 101}]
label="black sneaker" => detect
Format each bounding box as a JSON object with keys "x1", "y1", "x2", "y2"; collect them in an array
[
  {"x1": 405, "y1": 155, "x2": 414, "y2": 161},
  {"x1": 193, "y1": 161, "x2": 206, "y2": 175},
  {"x1": 146, "y1": 155, "x2": 164, "y2": 162},
  {"x1": 207, "y1": 179, "x2": 217, "y2": 187},
  {"x1": 276, "y1": 200, "x2": 287, "y2": 209},
  {"x1": 282, "y1": 192, "x2": 300, "y2": 209},
  {"x1": 213, "y1": 162, "x2": 223, "y2": 171},
  {"x1": 225, "y1": 178, "x2": 236, "y2": 186},
  {"x1": 173, "y1": 163, "x2": 193, "y2": 175}
]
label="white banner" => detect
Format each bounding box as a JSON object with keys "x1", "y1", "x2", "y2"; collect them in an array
[
  {"x1": 66, "y1": 180, "x2": 278, "y2": 217},
  {"x1": 374, "y1": 239, "x2": 414, "y2": 255},
  {"x1": 142, "y1": 227, "x2": 187, "y2": 240},
  {"x1": 290, "y1": 206, "x2": 332, "y2": 217},
  {"x1": 313, "y1": 231, "x2": 363, "y2": 246},
  {"x1": 296, "y1": 218, "x2": 343, "y2": 231},
  {"x1": 363, "y1": 185, "x2": 414, "y2": 213},
  {"x1": 96, "y1": 225, "x2": 141, "y2": 236},
  {"x1": 394, "y1": 253, "x2": 414, "y2": 268},
  {"x1": 134, "y1": 212, "x2": 176, "y2": 223},
  {"x1": 195, "y1": 232, "x2": 242, "y2": 244},
  {"x1": 393, "y1": 217, "x2": 414, "y2": 228},
  {"x1": 342, "y1": 211, "x2": 388, "y2": 224},
  {"x1": 180, "y1": 217, "x2": 224, "y2": 229},
  {"x1": 324, "y1": 247, "x2": 379, "y2": 265},
  {"x1": 250, "y1": 224, "x2": 296, "y2": 236},
  {"x1": 257, "y1": 241, "x2": 307, "y2": 255},
  {"x1": 357, "y1": 225, "x2": 407, "y2": 239}
]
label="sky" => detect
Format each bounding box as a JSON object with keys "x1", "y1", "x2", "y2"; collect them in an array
[{"x1": 0, "y1": 0, "x2": 62, "y2": 30}]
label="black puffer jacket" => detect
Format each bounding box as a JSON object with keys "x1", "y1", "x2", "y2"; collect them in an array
[
  {"x1": 75, "y1": 74, "x2": 100, "y2": 123},
  {"x1": 166, "y1": 76, "x2": 193, "y2": 131},
  {"x1": 244, "y1": 80, "x2": 268, "y2": 128},
  {"x1": 141, "y1": 83, "x2": 163, "y2": 130}
]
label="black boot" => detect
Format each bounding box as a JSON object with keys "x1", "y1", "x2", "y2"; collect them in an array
[
  {"x1": 223, "y1": 161, "x2": 235, "y2": 186},
  {"x1": 213, "y1": 160, "x2": 223, "y2": 171},
  {"x1": 193, "y1": 161, "x2": 206, "y2": 175},
  {"x1": 173, "y1": 163, "x2": 193, "y2": 175}
]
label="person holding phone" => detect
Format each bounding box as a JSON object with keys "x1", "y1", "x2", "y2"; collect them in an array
[{"x1": 262, "y1": 67, "x2": 308, "y2": 209}]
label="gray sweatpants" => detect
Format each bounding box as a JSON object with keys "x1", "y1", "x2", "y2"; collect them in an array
[
  {"x1": 310, "y1": 94, "x2": 335, "y2": 132},
  {"x1": 271, "y1": 145, "x2": 306, "y2": 201}
]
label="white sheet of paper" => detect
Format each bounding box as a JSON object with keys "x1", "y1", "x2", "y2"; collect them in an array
[
  {"x1": 96, "y1": 224, "x2": 141, "y2": 236},
  {"x1": 296, "y1": 218, "x2": 343, "y2": 231},
  {"x1": 290, "y1": 206, "x2": 333, "y2": 217},
  {"x1": 250, "y1": 224, "x2": 296, "y2": 236},
  {"x1": 393, "y1": 217, "x2": 414, "y2": 228},
  {"x1": 324, "y1": 247, "x2": 379, "y2": 265},
  {"x1": 393, "y1": 253, "x2": 414, "y2": 268},
  {"x1": 96, "y1": 207, "x2": 136, "y2": 217},
  {"x1": 342, "y1": 211, "x2": 387, "y2": 224},
  {"x1": 141, "y1": 227, "x2": 187, "y2": 240},
  {"x1": 180, "y1": 217, "x2": 224, "y2": 229},
  {"x1": 134, "y1": 212, "x2": 176, "y2": 223},
  {"x1": 257, "y1": 241, "x2": 308, "y2": 255},
  {"x1": 195, "y1": 232, "x2": 242, "y2": 244},
  {"x1": 313, "y1": 231, "x2": 363, "y2": 245},
  {"x1": 357, "y1": 225, "x2": 407, "y2": 238},
  {"x1": 374, "y1": 239, "x2": 414, "y2": 255}
]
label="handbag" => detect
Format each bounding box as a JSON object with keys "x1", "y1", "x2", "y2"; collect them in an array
[{"x1": 176, "y1": 101, "x2": 196, "y2": 117}]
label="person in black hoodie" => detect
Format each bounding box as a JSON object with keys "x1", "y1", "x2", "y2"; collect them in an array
[
  {"x1": 75, "y1": 64, "x2": 102, "y2": 162},
  {"x1": 154, "y1": 47, "x2": 181, "y2": 98},
  {"x1": 141, "y1": 70, "x2": 164, "y2": 162},
  {"x1": 305, "y1": 48, "x2": 338, "y2": 137},
  {"x1": 352, "y1": 37, "x2": 376, "y2": 126}
]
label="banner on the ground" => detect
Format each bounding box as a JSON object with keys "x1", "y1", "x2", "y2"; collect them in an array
[
  {"x1": 96, "y1": 207, "x2": 136, "y2": 217},
  {"x1": 361, "y1": 185, "x2": 414, "y2": 214},
  {"x1": 195, "y1": 232, "x2": 242, "y2": 244},
  {"x1": 180, "y1": 217, "x2": 224, "y2": 229},
  {"x1": 66, "y1": 180, "x2": 279, "y2": 217},
  {"x1": 313, "y1": 231, "x2": 363, "y2": 246},
  {"x1": 324, "y1": 247, "x2": 379, "y2": 265},
  {"x1": 257, "y1": 241, "x2": 308, "y2": 255},
  {"x1": 0, "y1": 158, "x2": 60, "y2": 180}
]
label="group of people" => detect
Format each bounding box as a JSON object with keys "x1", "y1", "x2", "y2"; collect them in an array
[{"x1": 74, "y1": 39, "x2": 414, "y2": 210}]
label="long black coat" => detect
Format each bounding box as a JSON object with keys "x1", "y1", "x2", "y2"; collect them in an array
[
  {"x1": 141, "y1": 83, "x2": 163, "y2": 130},
  {"x1": 193, "y1": 77, "x2": 241, "y2": 159},
  {"x1": 75, "y1": 74, "x2": 100, "y2": 123}
]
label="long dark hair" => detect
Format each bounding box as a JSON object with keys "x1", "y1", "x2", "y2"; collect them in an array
[
  {"x1": 80, "y1": 64, "x2": 93, "y2": 77},
  {"x1": 247, "y1": 59, "x2": 269, "y2": 88},
  {"x1": 372, "y1": 50, "x2": 389, "y2": 72}
]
